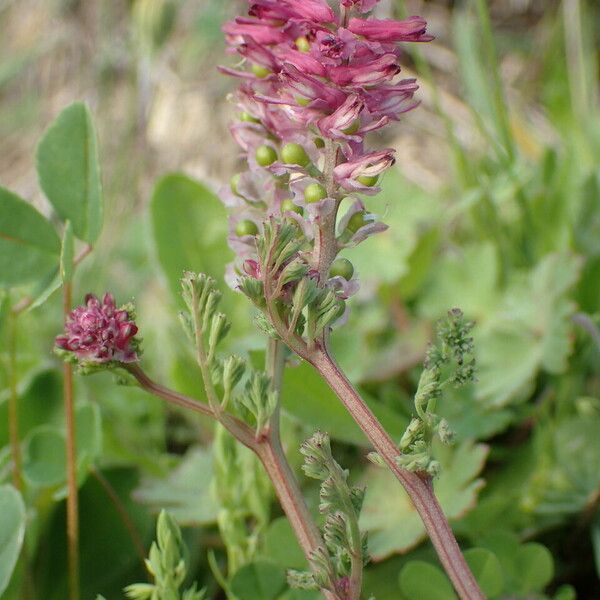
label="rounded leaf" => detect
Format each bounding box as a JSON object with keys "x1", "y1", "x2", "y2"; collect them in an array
[
  {"x1": 399, "y1": 561, "x2": 457, "y2": 600},
  {"x1": 0, "y1": 186, "x2": 60, "y2": 287},
  {"x1": 0, "y1": 485, "x2": 26, "y2": 595},
  {"x1": 464, "y1": 548, "x2": 503, "y2": 598}
]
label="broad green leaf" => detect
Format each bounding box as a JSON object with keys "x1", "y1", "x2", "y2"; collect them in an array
[
  {"x1": 75, "y1": 402, "x2": 102, "y2": 477},
  {"x1": 262, "y1": 517, "x2": 307, "y2": 570},
  {"x1": 150, "y1": 173, "x2": 231, "y2": 303},
  {"x1": 60, "y1": 221, "x2": 75, "y2": 284},
  {"x1": 230, "y1": 560, "x2": 287, "y2": 600},
  {"x1": 515, "y1": 543, "x2": 554, "y2": 593},
  {"x1": 23, "y1": 426, "x2": 66, "y2": 488},
  {"x1": 0, "y1": 186, "x2": 60, "y2": 287},
  {"x1": 477, "y1": 253, "x2": 581, "y2": 407},
  {"x1": 464, "y1": 548, "x2": 503, "y2": 598},
  {"x1": 134, "y1": 446, "x2": 218, "y2": 525},
  {"x1": 399, "y1": 561, "x2": 457, "y2": 600},
  {"x1": 361, "y1": 441, "x2": 488, "y2": 559},
  {"x1": 0, "y1": 485, "x2": 26, "y2": 596},
  {"x1": 282, "y1": 362, "x2": 407, "y2": 447},
  {"x1": 36, "y1": 102, "x2": 103, "y2": 243}
]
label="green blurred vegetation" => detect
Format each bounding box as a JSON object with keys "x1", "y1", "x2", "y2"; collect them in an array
[{"x1": 1, "y1": 0, "x2": 600, "y2": 598}]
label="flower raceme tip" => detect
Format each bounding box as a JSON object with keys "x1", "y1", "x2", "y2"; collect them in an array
[{"x1": 55, "y1": 293, "x2": 140, "y2": 365}]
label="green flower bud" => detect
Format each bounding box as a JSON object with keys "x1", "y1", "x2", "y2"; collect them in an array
[
  {"x1": 296, "y1": 96, "x2": 311, "y2": 107},
  {"x1": 346, "y1": 211, "x2": 368, "y2": 233},
  {"x1": 314, "y1": 137, "x2": 325, "y2": 149},
  {"x1": 230, "y1": 173, "x2": 241, "y2": 195},
  {"x1": 251, "y1": 64, "x2": 271, "y2": 79},
  {"x1": 281, "y1": 143, "x2": 310, "y2": 167},
  {"x1": 255, "y1": 145, "x2": 277, "y2": 167},
  {"x1": 240, "y1": 111, "x2": 259, "y2": 123},
  {"x1": 343, "y1": 119, "x2": 361, "y2": 135},
  {"x1": 304, "y1": 183, "x2": 327, "y2": 203},
  {"x1": 235, "y1": 219, "x2": 259, "y2": 237},
  {"x1": 281, "y1": 199, "x2": 303, "y2": 215},
  {"x1": 295, "y1": 36, "x2": 311, "y2": 53},
  {"x1": 357, "y1": 175, "x2": 379, "y2": 187},
  {"x1": 329, "y1": 258, "x2": 354, "y2": 280}
]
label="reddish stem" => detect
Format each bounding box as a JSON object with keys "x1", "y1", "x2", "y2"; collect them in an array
[{"x1": 311, "y1": 346, "x2": 484, "y2": 600}]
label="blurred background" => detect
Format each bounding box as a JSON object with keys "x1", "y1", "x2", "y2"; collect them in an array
[{"x1": 1, "y1": 0, "x2": 600, "y2": 599}]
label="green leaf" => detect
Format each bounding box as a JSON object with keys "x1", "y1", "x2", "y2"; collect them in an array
[
  {"x1": 464, "y1": 548, "x2": 503, "y2": 598},
  {"x1": 60, "y1": 221, "x2": 75, "y2": 284},
  {"x1": 262, "y1": 517, "x2": 307, "y2": 570},
  {"x1": 592, "y1": 514, "x2": 600, "y2": 580},
  {"x1": 133, "y1": 446, "x2": 218, "y2": 525},
  {"x1": 37, "y1": 102, "x2": 103, "y2": 243},
  {"x1": 150, "y1": 173, "x2": 231, "y2": 303},
  {"x1": 282, "y1": 362, "x2": 407, "y2": 447},
  {"x1": 0, "y1": 485, "x2": 26, "y2": 596},
  {"x1": 477, "y1": 253, "x2": 581, "y2": 407},
  {"x1": 0, "y1": 186, "x2": 61, "y2": 287},
  {"x1": 399, "y1": 561, "x2": 457, "y2": 600},
  {"x1": 230, "y1": 560, "x2": 287, "y2": 600},
  {"x1": 361, "y1": 441, "x2": 487, "y2": 559},
  {"x1": 23, "y1": 426, "x2": 66, "y2": 488},
  {"x1": 515, "y1": 543, "x2": 554, "y2": 593}
]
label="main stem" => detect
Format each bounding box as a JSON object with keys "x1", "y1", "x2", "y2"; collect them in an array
[
  {"x1": 264, "y1": 339, "x2": 339, "y2": 600},
  {"x1": 63, "y1": 281, "x2": 79, "y2": 600},
  {"x1": 312, "y1": 347, "x2": 484, "y2": 600}
]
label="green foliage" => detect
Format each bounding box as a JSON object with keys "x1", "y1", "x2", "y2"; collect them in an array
[
  {"x1": 36, "y1": 102, "x2": 103, "y2": 243},
  {"x1": 125, "y1": 510, "x2": 205, "y2": 600},
  {"x1": 0, "y1": 485, "x2": 26, "y2": 596},
  {"x1": 230, "y1": 560, "x2": 287, "y2": 600},
  {"x1": 0, "y1": 186, "x2": 61, "y2": 287}
]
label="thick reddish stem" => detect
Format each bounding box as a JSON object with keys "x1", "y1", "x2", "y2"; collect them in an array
[{"x1": 312, "y1": 348, "x2": 484, "y2": 600}]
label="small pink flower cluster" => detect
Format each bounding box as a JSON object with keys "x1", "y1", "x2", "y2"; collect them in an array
[
  {"x1": 56, "y1": 293, "x2": 139, "y2": 365},
  {"x1": 220, "y1": 0, "x2": 431, "y2": 290}
]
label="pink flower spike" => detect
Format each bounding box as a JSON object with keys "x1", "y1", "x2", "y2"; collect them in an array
[
  {"x1": 56, "y1": 294, "x2": 140, "y2": 365},
  {"x1": 348, "y1": 16, "x2": 433, "y2": 43},
  {"x1": 328, "y1": 54, "x2": 400, "y2": 87},
  {"x1": 281, "y1": 0, "x2": 337, "y2": 23},
  {"x1": 341, "y1": 0, "x2": 379, "y2": 12}
]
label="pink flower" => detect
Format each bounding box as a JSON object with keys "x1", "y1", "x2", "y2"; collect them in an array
[
  {"x1": 56, "y1": 293, "x2": 139, "y2": 364},
  {"x1": 348, "y1": 16, "x2": 433, "y2": 43},
  {"x1": 333, "y1": 149, "x2": 396, "y2": 192},
  {"x1": 341, "y1": 0, "x2": 379, "y2": 12},
  {"x1": 317, "y1": 95, "x2": 364, "y2": 138},
  {"x1": 328, "y1": 53, "x2": 401, "y2": 87}
]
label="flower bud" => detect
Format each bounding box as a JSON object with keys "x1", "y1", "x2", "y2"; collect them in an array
[
  {"x1": 255, "y1": 144, "x2": 278, "y2": 166},
  {"x1": 230, "y1": 173, "x2": 241, "y2": 195},
  {"x1": 251, "y1": 63, "x2": 271, "y2": 78},
  {"x1": 295, "y1": 36, "x2": 311, "y2": 53},
  {"x1": 329, "y1": 258, "x2": 354, "y2": 280},
  {"x1": 281, "y1": 143, "x2": 310, "y2": 167},
  {"x1": 346, "y1": 211, "x2": 368, "y2": 233},
  {"x1": 281, "y1": 198, "x2": 303, "y2": 215},
  {"x1": 357, "y1": 175, "x2": 378, "y2": 187},
  {"x1": 304, "y1": 183, "x2": 327, "y2": 203},
  {"x1": 235, "y1": 219, "x2": 259, "y2": 237}
]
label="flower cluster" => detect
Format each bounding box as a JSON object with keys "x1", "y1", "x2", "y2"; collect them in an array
[
  {"x1": 55, "y1": 293, "x2": 139, "y2": 365},
  {"x1": 220, "y1": 0, "x2": 430, "y2": 298}
]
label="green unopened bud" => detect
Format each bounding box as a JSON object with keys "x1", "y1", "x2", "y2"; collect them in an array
[
  {"x1": 281, "y1": 198, "x2": 303, "y2": 215},
  {"x1": 304, "y1": 183, "x2": 327, "y2": 203},
  {"x1": 235, "y1": 219, "x2": 259, "y2": 237},
  {"x1": 295, "y1": 36, "x2": 311, "y2": 53},
  {"x1": 281, "y1": 143, "x2": 310, "y2": 167},
  {"x1": 314, "y1": 137, "x2": 325, "y2": 149},
  {"x1": 357, "y1": 175, "x2": 379, "y2": 187},
  {"x1": 346, "y1": 211, "x2": 368, "y2": 233},
  {"x1": 251, "y1": 64, "x2": 271, "y2": 78},
  {"x1": 343, "y1": 119, "x2": 361, "y2": 135},
  {"x1": 329, "y1": 258, "x2": 354, "y2": 280},
  {"x1": 240, "y1": 111, "x2": 259, "y2": 123},
  {"x1": 296, "y1": 96, "x2": 311, "y2": 107},
  {"x1": 230, "y1": 173, "x2": 241, "y2": 195},
  {"x1": 255, "y1": 145, "x2": 277, "y2": 167}
]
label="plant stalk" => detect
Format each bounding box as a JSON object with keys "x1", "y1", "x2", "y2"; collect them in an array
[
  {"x1": 311, "y1": 346, "x2": 484, "y2": 600},
  {"x1": 63, "y1": 281, "x2": 79, "y2": 600}
]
